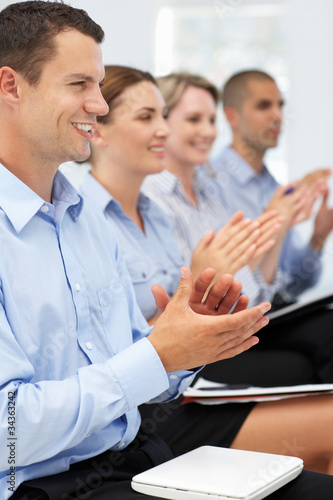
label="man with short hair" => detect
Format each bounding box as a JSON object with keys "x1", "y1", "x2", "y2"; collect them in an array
[
  {"x1": 206, "y1": 70, "x2": 333, "y2": 384},
  {"x1": 0, "y1": 3, "x2": 275, "y2": 499},
  {"x1": 0, "y1": 4, "x2": 333, "y2": 499},
  {"x1": 212, "y1": 69, "x2": 333, "y2": 300}
]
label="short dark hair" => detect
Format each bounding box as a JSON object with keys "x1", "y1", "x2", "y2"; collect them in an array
[
  {"x1": 222, "y1": 70, "x2": 276, "y2": 110},
  {"x1": 0, "y1": 1, "x2": 104, "y2": 86},
  {"x1": 97, "y1": 65, "x2": 156, "y2": 125}
]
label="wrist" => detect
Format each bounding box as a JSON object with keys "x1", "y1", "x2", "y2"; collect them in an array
[{"x1": 311, "y1": 234, "x2": 326, "y2": 251}]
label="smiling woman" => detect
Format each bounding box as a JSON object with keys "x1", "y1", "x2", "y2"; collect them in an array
[
  {"x1": 142, "y1": 72, "x2": 286, "y2": 307},
  {"x1": 79, "y1": 65, "x2": 184, "y2": 322}
]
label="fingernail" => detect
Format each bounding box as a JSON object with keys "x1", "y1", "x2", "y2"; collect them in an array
[
  {"x1": 180, "y1": 267, "x2": 187, "y2": 278},
  {"x1": 260, "y1": 304, "x2": 271, "y2": 314},
  {"x1": 260, "y1": 317, "x2": 270, "y2": 327}
]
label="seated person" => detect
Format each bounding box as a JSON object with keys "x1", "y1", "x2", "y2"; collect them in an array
[
  {"x1": 211, "y1": 69, "x2": 333, "y2": 302},
  {"x1": 75, "y1": 65, "x2": 333, "y2": 479}
]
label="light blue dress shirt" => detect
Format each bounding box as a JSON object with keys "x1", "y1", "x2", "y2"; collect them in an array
[
  {"x1": 0, "y1": 164, "x2": 195, "y2": 499},
  {"x1": 80, "y1": 173, "x2": 184, "y2": 321},
  {"x1": 211, "y1": 146, "x2": 322, "y2": 296},
  {"x1": 142, "y1": 169, "x2": 285, "y2": 307}
]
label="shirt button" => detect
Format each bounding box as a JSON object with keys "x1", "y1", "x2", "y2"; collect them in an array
[
  {"x1": 170, "y1": 374, "x2": 178, "y2": 380},
  {"x1": 75, "y1": 283, "x2": 81, "y2": 291},
  {"x1": 118, "y1": 442, "x2": 126, "y2": 449},
  {"x1": 86, "y1": 342, "x2": 93, "y2": 350},
  {"x1": 41, "y1": 205, "x2": 49, "y2": 213}
]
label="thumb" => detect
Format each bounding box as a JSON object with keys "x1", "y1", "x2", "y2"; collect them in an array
[
  {"x1": 151, "y1": 284, "x2": 171, "y2": 320},
  {"x1": 320, "y1": 185, "x2": 329, "y2": 209},
  {"x1": 195, "y1": 229, "x2": 215, "y2": 252},
  {"x1": 171, "y1": 266, "x2": 194, "y2": 307}
]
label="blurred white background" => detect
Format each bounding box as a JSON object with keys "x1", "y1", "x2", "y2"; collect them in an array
[{"x1": 1, "y1": 0, "x2": 333, "y2": 298}]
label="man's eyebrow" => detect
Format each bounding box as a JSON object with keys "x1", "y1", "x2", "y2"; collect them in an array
[
  {"x1": 255, "y1": 99, "x2": 272, "y2": 105},
  {"x1": 64, "y1": 73, "x2": 97, "y2": 83},
  {"x1": 255, "y1": 98, "x2": 285, "y2": 107},
  {"x1": 137, "y1": 107, "x2": 156, "y2": 112}
]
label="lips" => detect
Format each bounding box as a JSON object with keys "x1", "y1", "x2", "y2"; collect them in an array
[{"x1": 148, "y1": 145, "x2": 166, "y2": 158}]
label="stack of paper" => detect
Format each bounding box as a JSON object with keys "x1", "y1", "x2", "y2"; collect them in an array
[{"x1": 183, "y1": 377, "x2": 333, "y2": 405}]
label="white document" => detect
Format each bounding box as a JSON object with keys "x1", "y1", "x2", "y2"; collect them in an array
[
  {"x1": 183, "y1": 377, "x2": 333, "y2": 404},
  {"x1": 267, "y1": 289, "x2": 333, "y2": 321}
]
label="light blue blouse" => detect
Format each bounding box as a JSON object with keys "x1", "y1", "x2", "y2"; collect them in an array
[
  {"x1": 80, "y1": 173, "x2": 184, "y2": 320},
  {"x1": 142, "y1": 169, "x2": 286, "y2": 307}
]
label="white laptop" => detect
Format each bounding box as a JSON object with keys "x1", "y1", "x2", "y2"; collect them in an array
[{"x1": 131, "y1": 446, "x2": 303, "y2": 500}]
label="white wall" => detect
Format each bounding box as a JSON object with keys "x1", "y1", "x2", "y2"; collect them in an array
[
  {"x1": 286, "y1": 0, "x2": 333, "y2": 181},
  {"x1": 2, "y1": 0, "x2": 332, "y2": 182},
  {"x1": 0, "y1": 0, "x2": 158, "y2": 71}
]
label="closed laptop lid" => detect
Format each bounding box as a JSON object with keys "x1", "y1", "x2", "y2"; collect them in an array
[{"x1": 131, "y1": 446, "x2": 303, "y2": 500}]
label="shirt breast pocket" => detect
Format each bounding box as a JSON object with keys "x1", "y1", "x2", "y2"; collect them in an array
[
  {"x1": 124, "y1": 258, "x2": 157, "y2": 285},
  {"x1": 97, "y1": 282, "x2": 133, "y2": 353}
]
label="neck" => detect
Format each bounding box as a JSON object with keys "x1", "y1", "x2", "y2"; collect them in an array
[
  {"x1": 0, "y1": 127, "x2": 57, "y2": 202},
  {"x1": 0, "y1": 156, "x2": 55, "y2": 203},
  {"x1": 165, "y1": 154, "x2": 197, "y2": 206},
  {"x1": 231, "y1": 137, "x2": 266, "y2": 175}
]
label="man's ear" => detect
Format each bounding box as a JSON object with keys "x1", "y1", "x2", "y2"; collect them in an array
[
  {"x1": 224, "y1": 105, "x2": 240, "y2": 129},
  {"x1": 0, "y1": 67, "x2": 21, "y2": 103}
]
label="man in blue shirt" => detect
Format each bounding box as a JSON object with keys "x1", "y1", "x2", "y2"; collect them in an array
[
  {"x1": 209, "y1": 70, "x2": 333, "y2": 383},
  {"x1": 1, "y1": 3, "x2": 333, "y2": 499},
  {"x1": 212, "y1": 69, "x2": 333, "y2": 300},
  {"x1": 0, "y1": 3, "x2": 276, "y2": 499}
]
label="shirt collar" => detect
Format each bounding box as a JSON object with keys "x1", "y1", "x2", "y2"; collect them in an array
[
  {"x1": 145, "y1": 170, "x2": 180, "y2": 195},
  {"x1": 80, "y1": 171, "x2": 151, "y2": 214},
  {"x1": 80, "y1": 171, "x2": 114, "y2": 213},
  {"x1": 0, "y1": 163, "x2": 83, "y2": 233},
  {"x1": 222, "y1": 146, "x2": 273, "y2": 187}
]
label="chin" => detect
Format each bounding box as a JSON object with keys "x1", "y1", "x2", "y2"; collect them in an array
[
  {"x1": 71, "y1": 148, "x2": 91, "y2": 163},
  {"x1": 195, "y1": 155, "x2": 209, "y2": 166}
]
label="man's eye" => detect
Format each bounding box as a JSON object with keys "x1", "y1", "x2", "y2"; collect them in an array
[
  {"x1": 72, "y1": 81, "x2": 85, "y2": 86},
  {"x1": 257, "y1": 102, "x2": 270, "y2": 110}
]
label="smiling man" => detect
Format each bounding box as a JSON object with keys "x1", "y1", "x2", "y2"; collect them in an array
[{"x1": 0, "y1": 3, "x2": 278, "y2": 499}]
